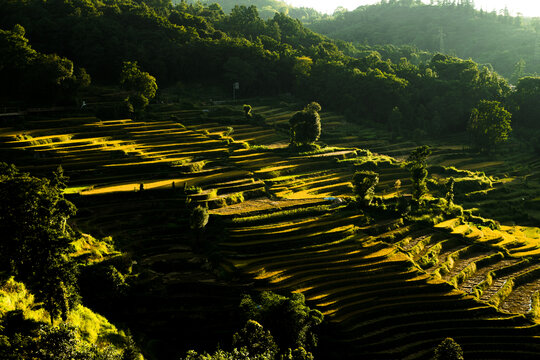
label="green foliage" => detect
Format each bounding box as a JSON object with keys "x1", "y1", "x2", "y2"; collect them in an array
[
  {"x1": 232, "y1": 320, "x2": 278, "y2": 358},
  {"x1": 180, "y1": 320, "x2": 281, "y2": 360},
  {"x1": 0, "y1": 0, "x2": 516, "y2": 140},
  {"x1": 281, "y1": 347, "x2": 313, "y2": 360},
  {"x1": 433, "y1": 337, "x2": 464, "y2": 360},
  {"x1": 510, "y1": 76, "x2": 540, "y2": 128},
  {"x1": 0, "y1": 320, "x2": 125, "y2": 360},
  {"x1": 304, "y1": 101, "x2": 321, "y2": 112},
  {"x1": 445, "y1": 178, "x2": 455, "y2": 206},
  {"x1": 352, "y1": 171, "x2": 379, "y2": 206},
  {"x1": 190, "y1": 206, "x2": 209, "y2": 230},
  {"x1": 120, "y1": 61, "x2": 158, "y2": 111},
  {"x1": 0, "y1": 25, "x2": 89, "y2": 104},
  {"x1": 310, "y1": 1, "x2": 537, "y2": 79},
  {"x1": 407, "y1": 146, "x2": 431, "y2": 201},
  {"x1": 0, "y1": 164, "x2": 79, "y2": 323},
  {"x1": 468, "y1": 100, "x2": 512, "y2": 152},
  {"x1": 187, "y1": 0, "x2": 323, "y2": 22},
  {"x1": 239, "y1": 292, "x2": 323, "y2": 351},
  {"x1": 289, "y1": 103, "x2": 321, "y2": 146},
  {"x1": 121, "y1": 335, "x2": 143, "y2": 360}
]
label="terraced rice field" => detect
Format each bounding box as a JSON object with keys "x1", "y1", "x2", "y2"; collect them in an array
[
  {"x1": 2, "y1": 103, "x2": 540, "y2": 359},
  {"x1": 71, "y1": 190, "x2": 245, "y2": 359},
  {"x1": 251, "y1": 103, "x2": 540, "y2": 225},
  {"x1": 217, "y1": 203, "x2": 540, "y2": 359}
]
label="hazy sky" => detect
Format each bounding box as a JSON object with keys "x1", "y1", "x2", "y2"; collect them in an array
[{"x1": 286, "y1": 0, "x2": 540, "y2": 17}]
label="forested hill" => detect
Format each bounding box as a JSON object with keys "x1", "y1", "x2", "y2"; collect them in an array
[
  {"x1": 1, "y1": 0, "x2": 527, "y2": 139},
  {"x1": 309, "y1": 0, "x2": 539, "y2": 81},
  {"x1": 185, "y1": 0, "x2": 324, "y2": 21}
]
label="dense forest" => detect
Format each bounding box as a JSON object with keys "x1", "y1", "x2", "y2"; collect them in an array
[
  {"x1": 4, "y1": 0, "x2": 540, "y2": 142},
  {"x1": 185, "y1": 0, "x2": 324, "y2": 21},
  {"x1": 309, "y1": 0, "x2": 540, "y2": 81}
]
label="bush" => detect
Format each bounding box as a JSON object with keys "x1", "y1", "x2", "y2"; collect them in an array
[
  {"x1": 352, "y1": 171, "x2": 379, "y2": 206},
  {"x1": 453, "y1": 176, "x2": 492, "y2": 194},
  {"x1": 434, "y1": 338, "x2": 464, "y2": 360},
  {"x1": 190, "y1": 206, "x2": 209, "y2": 230},
  {"x1": 239, "y1": 292, "x2": 323, "y2": 351}
]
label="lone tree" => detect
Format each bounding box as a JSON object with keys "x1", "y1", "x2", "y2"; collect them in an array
[
  {"x1": 434, "y1": 338, "x2": 464, "y2": 360},
  {"x1": 289, "y1": 102, "x2": 322, "y2": 146},
  {"x1": 190, "y1": 206, "x2": 209, "y2": 231},
  {"x1": 120, "y1": 61, "x2": 157, "y2": 112},
  {"x1": 408, "y1": 145, "x2": 431, "y2": 201},
  {"x1": 445, "y1": 178, "x2": 455, "y2": 207},
  {"x1": 352, "y1": 171, "x2": 379, "y2": 206},
  {"x1": 468, "y1": 100, "x2": 512, "y2": 153},
  {"x1": 189, "y1": 206, "x2": 209, "y2": 247}
]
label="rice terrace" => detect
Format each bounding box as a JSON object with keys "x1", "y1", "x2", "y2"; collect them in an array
[{"x1": 2, "y1": 0, "x2": 540, "y2": 359}]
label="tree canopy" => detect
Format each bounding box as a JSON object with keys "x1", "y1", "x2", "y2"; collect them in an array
[
  {"x1": 289, "y1": 102, "x2": 322, "y2": 146},
  {"x1": 0, "y1": 25, "x2": 89, "y2": 104},
  {"x1": 0, "y1": 164, "x2": 79, "y2": 322},
  {"x1": 309, "y1": 0, "x2": 539, "y2": 79},
  {"x1": 468, "y1": 100, "x2": 512, "y2": 152}
]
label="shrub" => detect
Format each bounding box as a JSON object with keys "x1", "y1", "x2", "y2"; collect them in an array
[
  {"x1": 352, "y1": 171, "x2": 379, "y2": 206},
  {"x1": 434, "y1": 338, "x2": 464, "y2": 360},
  {"x1": 239, "y1": 292, "x2": 323, "y2": 351},
  {"x1": 189, "y1": 206, "x2": 209, "y2": 230},
  {"x1": 289, "y1": 103, "x2": 322, "y2": 146}
]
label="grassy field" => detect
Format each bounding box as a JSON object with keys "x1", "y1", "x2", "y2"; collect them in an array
[{"x1": 1, "y1": 99, "x2": 540, "y2": 359}]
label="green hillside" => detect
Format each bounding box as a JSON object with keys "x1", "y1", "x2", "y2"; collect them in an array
[
  {"x1": 309, "y1": 0, "x2": 540, "y2": 80},
  {"x1": 1, "y1": 98, "x2": 540, "y2": 358},
  {"x1": 185, "y1": 0, "x2": 324, "y2": 21}
]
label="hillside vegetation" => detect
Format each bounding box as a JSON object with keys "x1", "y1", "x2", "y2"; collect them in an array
[
  {"x1": 1, "y1": 99, "x2": 540, "y2": 358},
  {"x1": 309, "y1": 0, "x2": 540, "y2": 81},
  {"x1": 2, "y1": 0, "x2": 540, "y2": 359},
  {"x1": 185, "y1": 0, "x2": 324, "y2": 21}
]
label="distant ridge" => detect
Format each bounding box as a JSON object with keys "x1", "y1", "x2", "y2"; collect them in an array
[{"x1": 309, "y1": 0, "x2": 540, "y2": 80}]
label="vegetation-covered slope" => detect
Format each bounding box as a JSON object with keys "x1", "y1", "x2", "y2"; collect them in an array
[
  {"x1": 185, "y1": 0, "x2": 324, "y2": 21},
  {"x1": 2, "y1": 100, "x2": 540, "y2": 358},
  {"x1": 309, "y1": 0, "x2": 539, "y2": 80}
]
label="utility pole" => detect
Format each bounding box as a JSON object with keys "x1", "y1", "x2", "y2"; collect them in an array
[{"x1": 233, "y1": 82, "x2": 239, "y2": 103}]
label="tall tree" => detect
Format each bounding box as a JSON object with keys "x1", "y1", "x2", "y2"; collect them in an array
[
  {"x1": 468, "y1": 100, "x2": 512, "y2": 152},
  {"x1": 0, "y1": 164, "x2": 79, "y2": 322},
  {"x1": 120, "y1": 61, "x2": 158, "y2": 111},
  {"x1": 289, "y1": 102, "x2": 322, "y2": 146},
  {"x1": 408, "y1": 145, "x2": 431, "y2": 201},
  {"x1": 352, "y1": 171, "x2": 379, "y2": 206}
]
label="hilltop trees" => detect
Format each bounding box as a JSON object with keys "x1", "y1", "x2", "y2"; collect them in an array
[
  {"x1": 467, "y1": 100, "x2": 512, "y2": 152},
  {"x1": 0, "y1": 0, "x2": 519, "y2": 139},
  {"x1": 0, "y1": 25, "x2": 89, "y2": 104},
  {"x1": 289, "y1": 102, "x2": 322, "y2": 147},
  {"x1": 309, "y1": 0, "x2": 538, "y2": 78}
]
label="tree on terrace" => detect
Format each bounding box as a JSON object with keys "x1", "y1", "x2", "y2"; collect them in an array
[{"x1": 289, "y1": 102, "x2": 322, "y2": 146}]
